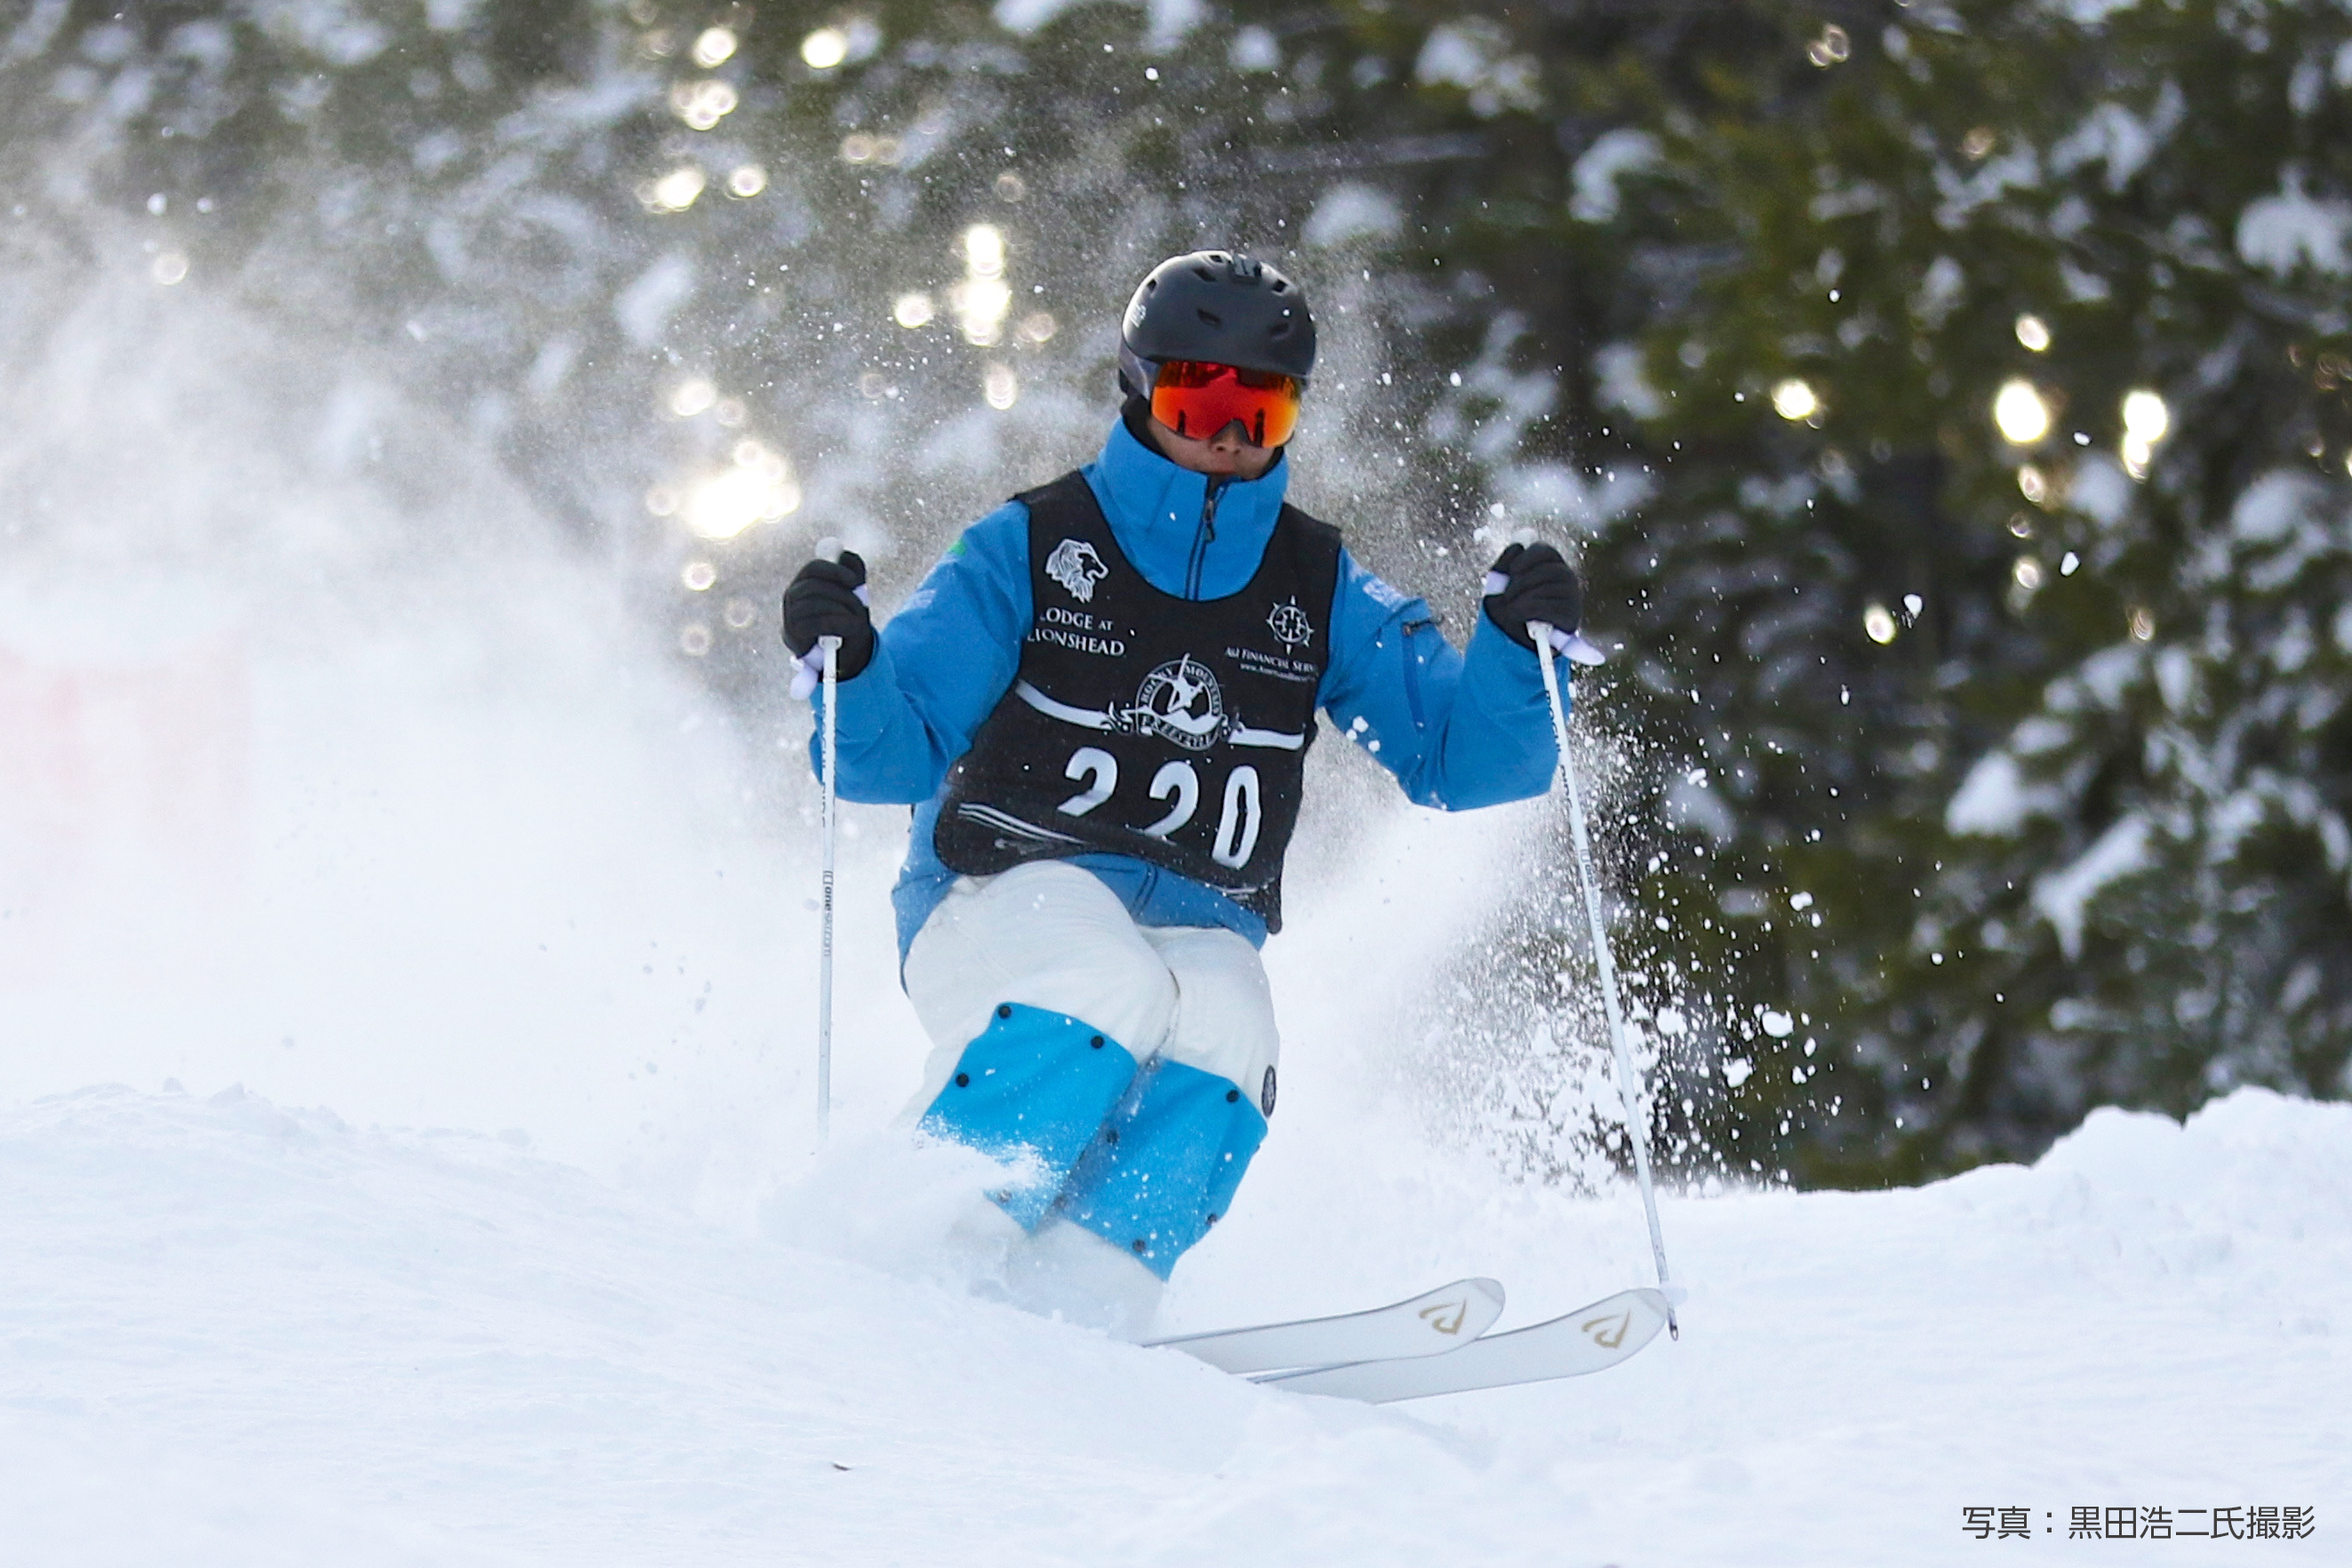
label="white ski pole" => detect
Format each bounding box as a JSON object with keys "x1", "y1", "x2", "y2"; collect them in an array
[
  {"x1": 816, "y1": 633, "x2": 840, "y2": 1145},
  {"x1": 1530, "y1": 620, "x2": 1680, "y2": 1340}
]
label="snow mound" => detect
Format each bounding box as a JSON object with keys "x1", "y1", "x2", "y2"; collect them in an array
[{"x1": 4, "y1": 1084, "x2": 2344, "y2": 1565}]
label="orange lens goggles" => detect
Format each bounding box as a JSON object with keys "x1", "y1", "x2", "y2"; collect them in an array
[{"x1": 1148, "y1": 360, "x2": 1305, "y2": 448}]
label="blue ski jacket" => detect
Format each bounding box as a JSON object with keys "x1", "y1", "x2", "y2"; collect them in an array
[{"x1": 811, "y1": 413, "x2": 1569, "y2": 961}]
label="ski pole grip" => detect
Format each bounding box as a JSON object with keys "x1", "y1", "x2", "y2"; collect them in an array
[{"x1": 1527, "y1": 620, "x2": 1606, "y2": 667}]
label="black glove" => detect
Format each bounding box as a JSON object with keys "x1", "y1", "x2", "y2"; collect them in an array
[
  {"x1": 781, "y1": 550, "x2": 875, "y2": 679},
  {"x1": 1481, "y1": 541, "x2": 1584, "y2": 650}
]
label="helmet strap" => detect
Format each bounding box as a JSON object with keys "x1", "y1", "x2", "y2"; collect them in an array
[{"x1": 1118, "y1": 393, "x2": 1158, "y2": 444}]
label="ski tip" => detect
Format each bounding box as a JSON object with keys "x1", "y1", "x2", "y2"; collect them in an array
[{"x1": 1268, "y1": 1284, "x2": 1674, "y2": 1404}]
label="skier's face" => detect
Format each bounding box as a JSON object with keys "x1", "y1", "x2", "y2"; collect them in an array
[
  {"x1": 1140, "y1": 356, "x2": 1300, "y2": 479},
  {"x1": 1146, "y1": 414, "x2": 1280, "y2": 480}
]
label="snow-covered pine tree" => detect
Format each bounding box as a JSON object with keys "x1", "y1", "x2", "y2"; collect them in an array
[{"x1": 1593, "y1": 0, "x2": 2352, "y2": 1177}]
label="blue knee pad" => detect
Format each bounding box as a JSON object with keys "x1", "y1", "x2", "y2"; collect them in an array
[
  {"x1": 1057, "y1": 1057, "x2": 1269, "y2": 1280},
  {"x1": 917, "y1": 1002, "x2": 1139, "y2": 1229}
]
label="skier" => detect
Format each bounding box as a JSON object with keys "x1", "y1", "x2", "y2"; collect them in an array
[{"x1": 781, "y1": 251, "x2": 1590, "y2": 1323}]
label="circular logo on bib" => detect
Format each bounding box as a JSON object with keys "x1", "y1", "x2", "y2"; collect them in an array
[
  {"x1": 1267, "y1": 596, "x2": 1312, "y2": 651},
  {"x1": 1128, "y1": 655, "x2": 1226, "y2": 751},
  {"x1": 1260, "y1": 1065, "x2": 1278, "y2": 1118}
]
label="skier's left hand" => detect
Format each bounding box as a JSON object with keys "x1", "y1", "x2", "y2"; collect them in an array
[{"x1": 1484, "y1": 542, "x2": 1606, "y2": 667}]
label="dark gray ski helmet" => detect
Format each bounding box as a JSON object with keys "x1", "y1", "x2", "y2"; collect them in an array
[{"x1": 1118, "y1": 251, "x2": 1316, "y2": 394}]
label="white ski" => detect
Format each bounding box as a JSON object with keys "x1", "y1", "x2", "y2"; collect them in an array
[
  {"x1": 1258, "y1": 1286, "x2": 1671, "y2": 1403},
  {"x1": 1146, "y1": 1278, "x2": 1505, "y2": 1375}
]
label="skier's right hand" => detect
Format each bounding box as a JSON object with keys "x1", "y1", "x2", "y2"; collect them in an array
[{"x1": 782, "y1": 550, "x2": 876, "y2": 681}]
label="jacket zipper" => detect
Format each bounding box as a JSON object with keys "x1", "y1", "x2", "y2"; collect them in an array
[
  {"x1": 1184, "y1": 477, "x2": 1225, "y2": 599},
  {"x1": 1400, "y1": 618, "x2": 1436, "y2": 732}
]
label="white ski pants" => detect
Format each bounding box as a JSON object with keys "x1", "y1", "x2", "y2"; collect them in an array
[{"x1": 902, "y1": 860, "x2": 1281, "y2": 1117}]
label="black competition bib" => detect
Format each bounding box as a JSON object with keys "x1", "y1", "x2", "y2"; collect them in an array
[{"x1": 933, "y1": 471, "x2": 1341, "y2": 932}]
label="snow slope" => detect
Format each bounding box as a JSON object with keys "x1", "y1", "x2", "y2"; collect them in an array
[{"x1": 3, "y1": 1083, "x2": 2342, "y2": 1566}]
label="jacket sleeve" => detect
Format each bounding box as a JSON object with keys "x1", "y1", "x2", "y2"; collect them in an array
[
  {"x1": 1316, "y1": 547, "x2": 1561, "y2": 811},
  {"x1": 806, "y1": 502, "x2": 1032, "y2": 804}
]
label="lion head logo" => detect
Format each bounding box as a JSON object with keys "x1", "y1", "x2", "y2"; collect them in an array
[{"x1": 1045, "y1": 539, "x2": 1110, "y2": 604}]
